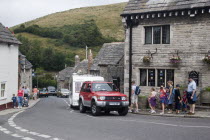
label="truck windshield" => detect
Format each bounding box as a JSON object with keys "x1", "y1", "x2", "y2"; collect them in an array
[{"x1": 92, "y1": 83, "x2": 118, "y2": 92}]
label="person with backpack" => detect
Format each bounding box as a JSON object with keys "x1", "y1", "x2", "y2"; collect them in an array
[
  {"x1": 167, "y1": 81, "x2": 174, "y2": 114},
  {"x1": 129, "y1": 81, "x2": 141, "y2": 113}
]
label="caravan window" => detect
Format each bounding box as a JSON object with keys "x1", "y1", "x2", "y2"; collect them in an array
[{"x1": 75, "y1": 82, "x2": 82, "y2": 93}]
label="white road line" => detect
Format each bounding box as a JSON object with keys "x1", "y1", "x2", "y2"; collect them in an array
[
  {"x1": 7, "y1": 111, "x2": 62, "y2": 139},
  {"x1": 62, "y1": 99, "x2": 70, "y2": 106}
]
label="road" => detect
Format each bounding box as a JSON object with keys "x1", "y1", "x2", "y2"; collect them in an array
[{"x1": 0, "y1": 96, "x2": 210, "y2": 140}]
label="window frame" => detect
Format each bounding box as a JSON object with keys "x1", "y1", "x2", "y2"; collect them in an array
[
  {"x1": 144, "y1": 25, "x2": 170, "y2": 45},
  {"x1": 0, "y1": 82, "x2": 6, "y2": 100},
  {"x1": 139, "y1": 69, "x2": 174, "y2": 87}
]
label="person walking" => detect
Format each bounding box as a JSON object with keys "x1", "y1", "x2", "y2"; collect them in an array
[
  {"x1": 159, "y1": 86, "x2": 167, "y2": 115},
  {"x1": 24, "y1": 86, "x2": 30, "y2": 103},
  {"x1": 149, "y1": 88, "x2": 157, "y2": 114},
  {"x1": 17, "y1": 87, "x2": 24, "y2": 109},
  {"x1": 167, "y1": 81, "x2": 174, "y2": 114},
  {"x1": 129, "y1": 81, "x2": 139, "y2": 113},
  {"x1": 187, "y1": 77, "x2": 197, "y2": 115},
  {"x1": 33, "y1": 86, "x2": 39, "y2": 100},
  {"x1": 174, "y1": 84, "x2": 181, "y2": 114}
]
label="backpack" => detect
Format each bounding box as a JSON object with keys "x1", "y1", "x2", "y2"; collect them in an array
[{"x1": 135, "y1": 86, "x2": 141, "y2": 95}]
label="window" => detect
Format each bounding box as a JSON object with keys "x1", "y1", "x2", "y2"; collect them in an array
[
  {"x1": 140, "y1": 69, "x2": 174, "y2": 87},
  {"x1": 148, "y1": 69, "x2": 156, "y2": 86},
  {"x1": 145, "y1": 27, "x2": 152, "y2": 44},
  {"x1": 140, "y1": 69, "x2": 147, "y2": 86},
  {"x1": 1, "y1": 83, "x2": 6, "y2": 98},
  {"x1": 158, "y1": 69, "x2": 165, "y2": 87},
  {"x1": 81, "y1": 83, "x2": 87, "y2": 92},
  {"x1": 145, "y1": 25, "x2": 170, "y2": 44}
]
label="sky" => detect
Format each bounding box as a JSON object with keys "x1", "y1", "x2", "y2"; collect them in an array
[{"x1": 0, "y1": 0, "x2": 128, "y2": 27}]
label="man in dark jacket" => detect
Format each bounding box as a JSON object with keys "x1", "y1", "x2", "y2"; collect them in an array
[{"x1": 174, "y1": 84, "x2": 181, "y2": 114}]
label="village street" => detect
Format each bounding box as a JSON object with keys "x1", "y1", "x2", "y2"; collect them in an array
[{"x1": 0, "y1": 96, "x2": 210, "y2": 140}]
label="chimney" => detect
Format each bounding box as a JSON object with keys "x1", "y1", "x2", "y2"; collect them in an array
[
  {"x1": 75, "y1": 55, "x2": 80, "y2": 66},
  {"x1": 88, "y1": 49, "x2": 93, "y2": 74}
]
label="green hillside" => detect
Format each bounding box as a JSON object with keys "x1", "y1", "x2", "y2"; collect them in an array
[{"x1": 12, "y1": 2, "x2": 126, "y2": 71}]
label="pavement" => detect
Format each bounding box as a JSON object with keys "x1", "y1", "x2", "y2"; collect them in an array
[
  {"x1": 0, "y1": 96, "x2": 210, "y2": 140},
  {"x1": 133, "y1": 109, "x2": 210, "y2": 118},
  {"x1": 0, "y1": 99, "x2": 40, "y2": 116}
]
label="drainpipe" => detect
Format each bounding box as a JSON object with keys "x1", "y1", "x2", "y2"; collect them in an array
[{"x1": 128, "y1": 18, "x2": 133, "y2": 106}]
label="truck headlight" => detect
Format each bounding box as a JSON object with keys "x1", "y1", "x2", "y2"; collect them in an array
[
  {"x1": 121, "y1": 97, "x2": 127, "y2": 101},
  {"x1": 98, "y1": 96, "x2": 106, "y2": 101}
]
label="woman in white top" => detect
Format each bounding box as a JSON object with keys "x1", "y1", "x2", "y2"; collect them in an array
[{"x1": 148, "y1": 88, "x2": 157, "y2": 114}]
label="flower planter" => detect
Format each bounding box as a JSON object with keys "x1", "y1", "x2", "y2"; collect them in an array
[
  {"x1": 143, "y1": 56, "x2": 151, "y2": 63},
  {"x1": 203, "y1": 57, "x2": 210, "y2": 64},
  {"x1": 170, "y1": 59, "x2": 181, "y2": 64}
]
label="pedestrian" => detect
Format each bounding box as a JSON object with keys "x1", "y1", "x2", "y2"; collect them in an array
[
  {"x1": 148, "y1": 88, "x2": 157, "y2": 114},
  {"x1": 159, "y1": 86, "x2": 167, "y2": 115},
  {"x1": 24, "y1": 86, "x2": 30, "y2": 103},
  {"x1": 187, "y1": 77, "x2": 197, "y2": 115},
  {"x1": 174, "y1": 84, "x2": 181, "y2": 114},
  {"x1": 11, "y1": 94, "x2": 17, "y2": 109},
  {"x1": 33, "y1": 86, "x2": 39, "y2": 100},
  {"x1": 167, "y1": 81, "x2": 174, "y2": 114},
  {"x1": 182, "y1": 91, "x2": 188, "y2": 113},
  {"x1": 129, "y1": 81, "x2": 139, "y2": 113},
  {"x1": 17, "y1": 87, "x2": 24, "y2": 109}
]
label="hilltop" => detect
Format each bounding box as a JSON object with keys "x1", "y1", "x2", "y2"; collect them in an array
[{"x1": 12, "y1": 2, "x2": 126, "y2": 71}]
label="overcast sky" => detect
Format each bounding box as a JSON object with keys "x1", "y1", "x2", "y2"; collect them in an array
[{"x1": 0, "y1": 0, "x2": 128, "y2": 27}]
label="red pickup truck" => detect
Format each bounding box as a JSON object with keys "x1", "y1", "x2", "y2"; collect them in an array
[{"x1": 79, "y1": 81, "x2": 129, "y2": 116}]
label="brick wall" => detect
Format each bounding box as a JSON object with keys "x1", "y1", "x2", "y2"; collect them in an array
[{"x1": 124, "y1": 13, "x2": 210, "y2": 96}]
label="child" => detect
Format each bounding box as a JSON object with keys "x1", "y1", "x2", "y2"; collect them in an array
[
  {"x1": 159, "y1": 86, "x2": 167, "y2": 115},
  {"x1": 22, "y1": 97, "x2": 29, "y2": 107},
  {"x1": 149, "y1": 88, "x2": 157, "y2": 114},
  {"x1": 182, "y1": 91, "x2": 188, "y2": 113},
  {"x1": 11, "y1": 94, "x2": 17, "y2": 109},
  {"x1": 174, "y1": 84, "x2": 181, "y2": 114}
]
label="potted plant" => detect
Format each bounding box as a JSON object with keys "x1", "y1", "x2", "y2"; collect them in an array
[
  {"x1": 143, "y1": 56, "x2": 151, "y2": 63},
  {"x1": 203, "y1": 55, "x2": 210, "y2": 64},
  {"x1": 170, "y1": 55, "x2": 182, "y2": 64}
]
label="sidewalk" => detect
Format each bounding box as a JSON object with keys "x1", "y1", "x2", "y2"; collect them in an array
[
  {"x1": 132, "y1": 109, "x2": 210, "y2": 118},
  {"x1": 0, "y1": 99, "x2": 40, "y2": 116}
]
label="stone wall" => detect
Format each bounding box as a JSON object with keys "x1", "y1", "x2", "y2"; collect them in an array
[{"x1": 124, "y1": 13, "x2": 210, "y2": 96}]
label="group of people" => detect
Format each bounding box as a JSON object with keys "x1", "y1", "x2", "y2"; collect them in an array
[
  {"x1": 129, "y1": 77, "x2": 197, "y2": 115},
  {"x1": 12, "y1": 86, "x2": 39, "y2": 109}
]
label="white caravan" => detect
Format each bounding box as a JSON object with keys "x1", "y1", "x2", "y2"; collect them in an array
[{"x1": 69, "y1": 74, "x2": 104, "y2": 107}]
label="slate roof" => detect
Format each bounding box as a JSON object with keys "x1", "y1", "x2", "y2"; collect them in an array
[
  {"x1": 19, "y1": 52, "x2": 33, "y2": 70},
  {"x1": 58, "y1": 67, "x2": 74, "y2": 81},
  {"x1": 0, "y1": 23, "x2": 21, "y2": 45},
  {"x1": 91, "y1": 42, "x2": 125, "y2": 71},
  {"x1": 122, "y1": 0, "x2": 210, "y2": 15},
  {"x1": 74, "y1": 59, "x2": 88, "y2": 74}
]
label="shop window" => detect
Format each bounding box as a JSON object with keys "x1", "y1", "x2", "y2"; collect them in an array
[
  {"x1": 148, "y1": 69, "x2": 156, "y2": 86},
  {"x1": 158, "y1": 69, "x2": 165, "y2": 87}
]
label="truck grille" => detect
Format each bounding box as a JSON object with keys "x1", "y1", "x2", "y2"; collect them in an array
[{"x1": 105, "y1": 96, "x2": 121, "y2": 100}]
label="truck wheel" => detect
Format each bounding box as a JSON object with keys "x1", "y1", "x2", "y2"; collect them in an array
[
  {"x1": 91, "y1": 102, "x2": 101, "y2": 116},
  {"x1": 105, "y1": 110, "x2": 110, "y2": 115},
  {"x1": 118, "y1": 107, "x2": 128, "y2": 116},
  {"x1": 79, "y1": 100, "x2": 86, "y2": 113}
]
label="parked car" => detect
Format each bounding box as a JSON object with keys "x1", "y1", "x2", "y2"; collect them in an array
[
  {"x1": 38, "y1": 88, "x2": 49, "y2": 98},
  {"x1": 47, "y1": 86, "x2": 56, "y2": 96},
  {"x1": 79, "y1": 81, "x2": 129, "y2": 116},
  {"x1": 57, "y1": 89, "x2": 70, "y2": 98}
]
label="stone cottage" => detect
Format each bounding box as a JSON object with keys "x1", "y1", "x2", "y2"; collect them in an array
[
  {"x1": 57, "y1": 55, "x2": 88, "y2": 90},
  {"x1": 90, "y1": 42, "x2": 125, "y2": 92},
  {"x1": 0, "y1": 23, "x2": 21, "y2": 110},
  {"x1": 121, "y1": 0, "x2": 210, "y2": 98},
  {"x1": 18, "y1": 52, "x2": 33, "y2": 92}
]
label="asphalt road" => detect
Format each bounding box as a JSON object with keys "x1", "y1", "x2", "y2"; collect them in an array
[{"x1": 1, "y1": 96, "x2": 210, "y2": 140}]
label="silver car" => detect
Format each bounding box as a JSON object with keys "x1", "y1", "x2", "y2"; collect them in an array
[{"x1": 57, "y1": 89, "x2": 70, "y2": 98}]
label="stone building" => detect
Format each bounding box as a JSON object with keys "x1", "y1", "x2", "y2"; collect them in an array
[
  {"x1": 57, "y1": 55, "x2": 88, "y2": 90},
  {"x1": 0, "y1": 23, "x2": 21, "y2": 110},
  {"x1": 121, "y1": 0, "x2": 210, "y2": 97},
  {"x1": 18, "y1": 52, "x2": 33, "y2": 91},
  {"x1": 90, "y1": 42, "x2": 125, "y2": 92}
]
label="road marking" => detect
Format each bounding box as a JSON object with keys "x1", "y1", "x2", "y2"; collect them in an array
[
  {"x1": 6, "y1": 111, "x2": 63, "y2": 140},
  {"x1": 62, "y1": 99, "x2": 70, "y2": 106}
]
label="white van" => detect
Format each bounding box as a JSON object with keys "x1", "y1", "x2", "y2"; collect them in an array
[{"x1": 69, "y1": 74, "x2": 104, "y2": 107}]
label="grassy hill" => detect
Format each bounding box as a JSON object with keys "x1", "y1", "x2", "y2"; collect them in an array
[
  {"x1": 12, "y1": 2, "x2": 126, "y2": 71},
  {"x1": 13, "y1": 2, "x2": 126, "y2": 40}
]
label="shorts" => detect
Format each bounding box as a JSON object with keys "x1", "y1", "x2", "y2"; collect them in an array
[
  {"x1": 131, "y1": 94, "x2": 138, "y2": 104},
  {"x1": 187, "y1": 92, "x2": 196, "y2": 104},
  {"x1": 33, "y1": 93, "x2": 37, "y2": 97},
  {"x1": 182, "y1": 103, "x2": 187, "y2": 109}
]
